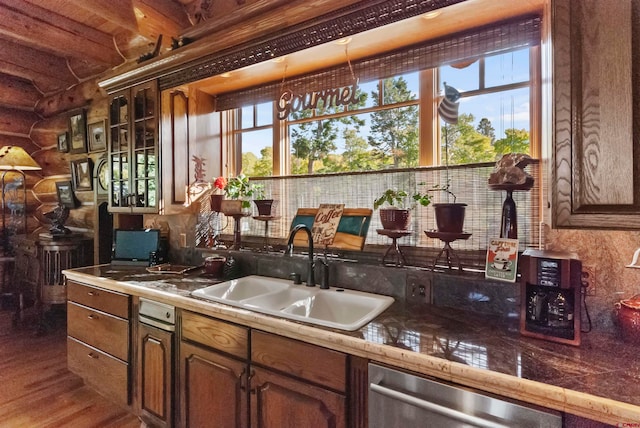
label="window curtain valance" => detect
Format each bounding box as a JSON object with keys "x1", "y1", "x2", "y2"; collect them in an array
[{"x1": 215, "y1": 15, "x2": 541, "y2": 111}]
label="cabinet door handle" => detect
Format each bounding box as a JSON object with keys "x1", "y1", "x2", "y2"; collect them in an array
[
  {"x1": 87, "y1": 352, "x2": 99, "y2": 359},
  {"x1": 239, "y1": 368, "x2": 247, "y2": 391}
]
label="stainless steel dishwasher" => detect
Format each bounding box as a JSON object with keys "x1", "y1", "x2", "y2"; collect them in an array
[{"x1": 368, "y1": 363, "x2": 561, "y2": 428}]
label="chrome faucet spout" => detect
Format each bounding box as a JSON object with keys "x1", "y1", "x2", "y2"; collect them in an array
[{"x1": 285, "y1": 224, "x2": 315, "y2": 286}]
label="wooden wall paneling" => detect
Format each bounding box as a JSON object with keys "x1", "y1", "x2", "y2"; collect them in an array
[
  {"x1": 189, "y1": 88, "x2": 220, "y2": 180},
  {"x1": 31, "y1": 116, "x2": 69, "y2": 150}
]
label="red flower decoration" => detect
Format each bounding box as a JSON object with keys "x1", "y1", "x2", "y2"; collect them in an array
[{"x1": 213, "y1": 177, "x2": 227, "y2": 190}]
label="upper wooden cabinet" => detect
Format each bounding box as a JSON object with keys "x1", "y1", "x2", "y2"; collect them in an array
[
  {"x1": 553, "y1": 0, "x2": 640, "y2": 228},
  {"x1": 108, "y1": 81, "x2": 160, "y2": 213}
]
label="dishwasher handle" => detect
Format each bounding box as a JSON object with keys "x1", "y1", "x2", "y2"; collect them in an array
[{"x1": 369, "y1": 382, "x2": 509, "y2": 428}]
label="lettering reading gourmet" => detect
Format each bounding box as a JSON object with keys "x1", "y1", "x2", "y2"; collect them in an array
[{"x1": 277, "y1": 82, "x2": 364, "y2": 120}]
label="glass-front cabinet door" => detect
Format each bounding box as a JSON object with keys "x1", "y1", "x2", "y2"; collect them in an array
[{"x1": 108, "y1": 81, "x2": 159, "y2": 213}]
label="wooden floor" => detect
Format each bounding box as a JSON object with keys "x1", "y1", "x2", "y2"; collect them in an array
[{"x1": 0, "y1": 307, "x2": 140, "y2": 428}]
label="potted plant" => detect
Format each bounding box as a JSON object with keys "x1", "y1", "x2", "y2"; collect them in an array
[
  {"x1": 220, "y1": 174, "x2": 262, "y2": 215},
  {"x1": 374, "y1": 188, "x2": 433, "y2": 230},
  {"x1": 430, "y1": 184, "x2": 466, "y2": 234},
  {"x1": 251, "y1": 184, "x2": 279, "y2": 217},
  {"x1": 210, "y1": 176, "x2": 227, "y2": 212}
]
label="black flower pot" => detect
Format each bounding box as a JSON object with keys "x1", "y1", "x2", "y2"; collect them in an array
[
  {"x1": 433, "y1": 203, "x2": 467, "y2": 233},
  {"x1": 253, "y1": 199, "x2": 278, "y2": 216},
  {"x1": 379, "y1": 208, "x2": 411, "y2": 230}
]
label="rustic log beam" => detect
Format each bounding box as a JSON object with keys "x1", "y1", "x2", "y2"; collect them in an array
[
  {"x1": 0, "y1": 134, "x2": 40, "y2": 154},
  {"x1": 0, "y1": 0, "x2": 122, "y2": 66},
  {"x1": 0, "y1": 106, "x2": 40, "y2": 136},
  {"x1": 35, "y1": 78, "x2": 106, "y2": 119},
  {"x1": 31, "y1": 115, "x2": 69, "y2": 150},
  {"x1": 64, "y1": 0, "x2": 139, "y2": 33},
  {"x1": 135, "y1": 0, "x2": 192, "y2": 44},
  {"x1": 0, "y1": 37, "x2": 76, "y2": 94},
  {"x1": 180, "y1": 0, "x2": 295, "y2": 37},
  {"x1": 0, "y1": 74, "x2": 40, "y2": 111}
]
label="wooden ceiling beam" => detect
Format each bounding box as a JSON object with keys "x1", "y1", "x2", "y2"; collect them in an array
[
  {"x1": 0, "y1": 74, "x2": 40, "y2": 111},
  {"x1": 134, "y1": 0, "x2": 191, "y2": 43},
  {"x1": 35, "y1": 78, "x2": 105, "y2": 118},
  {"x1": 62, "y1": 0, "x2": 140, "y2": 33},
  {"x1": 0, "y1": 0, "x2": 122, "y2": 66},
  {"x1": 0, "y1": 106, "x2": 41, "y2": 137},
  {"x1": 0, "y1": 37, "x2": 76, "y2": 92}
]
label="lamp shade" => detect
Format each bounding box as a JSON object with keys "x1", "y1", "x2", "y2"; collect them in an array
[{"x1": 0, "y1": 146, "x2": 42, "y2": 171}]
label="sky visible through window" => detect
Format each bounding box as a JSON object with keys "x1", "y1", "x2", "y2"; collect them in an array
[{"x1": 240, "y1": 48, "x2": 531, "y2": 171}]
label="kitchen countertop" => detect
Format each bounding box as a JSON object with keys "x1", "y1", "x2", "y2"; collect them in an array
[{"x1": 63, "y1": 264, "x2": 640, "y2": 425}]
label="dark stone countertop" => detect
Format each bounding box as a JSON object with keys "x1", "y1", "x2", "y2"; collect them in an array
[{"x1": 63, "y1": 265, "x2": 640, "y2": 425}]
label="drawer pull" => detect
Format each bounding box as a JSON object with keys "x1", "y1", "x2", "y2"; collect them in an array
[
  {"x1": 87, "y1": 314, "x2": 98, "y2": 320},
  {"x1": 87, "y1": 291, "x2": 98, "y2": 296},
  {"x1": 88, "y1": 352, "x2": 99, "y2": 359}
]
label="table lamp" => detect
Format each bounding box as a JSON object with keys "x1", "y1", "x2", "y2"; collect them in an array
[{"x1": 0, "y1": 146, "x2": 42, "y2": 252}]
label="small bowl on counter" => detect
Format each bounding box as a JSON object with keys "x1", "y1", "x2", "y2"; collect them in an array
[{"x1": 614, "y1": 294, "x2": 640, "y2": 344}]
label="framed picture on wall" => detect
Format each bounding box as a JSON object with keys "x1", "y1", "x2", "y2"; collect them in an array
[
  {"x1": 69, "y1": 109, "x2": 87, "y2": 154},
  {"x1": 88, "y1": 120, "x2": 107, "y2": 153},
  {"x1": 57, "y1": 132, "x2": 69, "y2": 153},
  {"x1": 55, "y1": 180, "x2": 77, "y2": 208},
  {"x1": 71, "y1": 158, "x2": 93, "y2": 191}
]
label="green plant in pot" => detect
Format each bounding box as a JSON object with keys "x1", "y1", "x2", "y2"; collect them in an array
[
  {"x1": 221, "y1": 174, "x2": 262, "y2": 215},
  {"x1": 374, "y1": 188, "x2": 432, "y2": 230}
]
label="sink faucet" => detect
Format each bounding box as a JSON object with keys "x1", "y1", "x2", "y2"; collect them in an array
[{"x1": 285, "y1": 224, "x2": 315, "y2": 287}]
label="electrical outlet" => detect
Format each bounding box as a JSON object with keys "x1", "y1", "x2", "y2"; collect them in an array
[
  {"x1": 406, "y1": 279, "x2": 431, "y2": 304},
  {"x1": 581, "y1": 265, "x2": 596, "y2": 296}
]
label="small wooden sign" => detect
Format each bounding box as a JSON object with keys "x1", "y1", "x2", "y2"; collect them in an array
[
  {"x1": 311, "y1": 204, "x2": 344, "y2": 246},
  {"x1": 485, "y1": 238, "x2": 519, "y2": 282}
]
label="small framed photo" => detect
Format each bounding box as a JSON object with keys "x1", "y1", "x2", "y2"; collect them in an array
[
  {"x1": 71, "y1": 158, "x2": 93, "y2": 191},
  {"x1": 56, "y1": 180, "x2": 77, "y2": 208},
  {"x1": 88, "y1": 120, "x2": 107, "y2": 153},
  {"x1": 57, "y1": 132, "x2": 69, "y2": 153},
  {"x1": 69, "y1": 109, "x2": 87, "y2": 154}
]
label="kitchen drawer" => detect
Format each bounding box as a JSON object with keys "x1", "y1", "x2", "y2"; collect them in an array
[
  {"x1": 67, "y1": 336, "x2": 129, "y2": 406},
  {"x1": 67, "y1": 301, "x2": 129, "y2": 361},
  {"x1": 181, "y1": 310, "x2": 249, "y2": 360},
  {"x1": 251, "y1": 330, "x2": 346, "y2": 392},
  {"x1": 67, "y1": 281, "x2": 130, "y2": 319}
]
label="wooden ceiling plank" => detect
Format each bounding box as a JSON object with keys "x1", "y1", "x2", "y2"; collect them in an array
[
  {"x1": 0, "y1": 74, "x2": 40, "y2": 111},
  {"x1": 0, "y1": 0, "x2": 122, "y2": 65},
  {"x1": 132, "y1": 0, "x2": 192, "y2": 50},
  {"x1": 60, "y1": 0, "x2": 140, "y2": 33}
]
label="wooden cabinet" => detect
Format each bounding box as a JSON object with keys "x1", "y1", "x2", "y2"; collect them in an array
[
  {"x1": 250, "y1": 330, "x2": 347, "y2": 428},
  {"x1": 552, "y1": 0, "x2": 640, "y2": 228},
  {"x1": 137, "y1": 322, "x2": 173, "y2": 428},
  {"x1": 67, "y1": 281, "x2": 131, "y2": 406},
  {"x1": 178, "y1": 311, "x2": 351, "y2": 428},
  {"x1": 179, "y1": 311, "x2": 250, "y2": 428},
  {"x1": 108, "y1": 80, "x2": 159, "y2": 213}
]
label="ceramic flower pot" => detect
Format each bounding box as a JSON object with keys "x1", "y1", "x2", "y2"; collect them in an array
[
  {"x1": 220, "y1": 199, "x2": 244, "y2": 215},
  {"x1": 253, "y1": 199, "x2": 278, "y2": 216},
  {"x1": 433, "y1": 203, "x2": 467, "y2": 233},
  {"x1": 379, "y1": 208, "x2": 411, "y2": 230},
  {"x1": 614, "y1": 295, "x2": 640, "y2": 344},
  {"x1": 210, "y1": 194, "x2": 223, "y2": 212}
]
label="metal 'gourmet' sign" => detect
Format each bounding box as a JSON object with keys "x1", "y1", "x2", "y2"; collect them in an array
[{"x1": 277, "y1": 82, "x2": 363, "y2": 120}]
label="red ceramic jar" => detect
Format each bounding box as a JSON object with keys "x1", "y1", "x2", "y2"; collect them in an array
[{"x1": 614, "y1": 294, "x2": 640, "y2": 344}]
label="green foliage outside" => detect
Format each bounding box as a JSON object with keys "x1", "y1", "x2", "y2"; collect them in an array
[{"x1": 242, "y1": 77, "x2": 531, "y2": 176}]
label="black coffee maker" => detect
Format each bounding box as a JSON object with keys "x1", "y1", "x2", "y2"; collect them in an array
[{"x1": 520, "y1": 249, "x2": 582, "y2": 346}]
